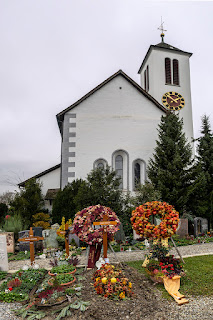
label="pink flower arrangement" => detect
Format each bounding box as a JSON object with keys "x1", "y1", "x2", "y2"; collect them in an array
[{"x1": 72, "y1": 205, "x2": 120, "y2": 245}]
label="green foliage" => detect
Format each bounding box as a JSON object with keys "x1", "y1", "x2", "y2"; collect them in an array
[
  {"x1": 52, "y1": 301, "x2": 90, "y2": 319},
  {"x1": 14, "y1": 306, "x2": 46, "y2": 320},
  {"x1": 52, "y1": 179, "x2": 86, "y2": 223},
  {"x1": 148, "y1": 113, "x2": 196, "y2": 215},
  {"x1": 0, "y1": 291, "x2": 28, "y2": 302},
  {"x1": 0, "y1": 271, "x2": 8, "y2": 280},
  {"x1": 193, "y1": 115, "x2": 213, "y2": 227},
  {"x1": 11, "y1": 178, "x2": 44, "y2": 225},
  {"x1": 0, "y1": 203, "x2": 8, "y2": 222},
  {"x1": 76, "y1": 166, "x2": 122, "y2": 213},
  {"x1": 52, "y1": 167, "x2": 123, "y2": 225},
  {"x1": 134, "y1": 181, "x2": 161, "y2": 205},
  {"x1": 0, "y1": 213, "x2": 28, "y2": 241},
  {"x1": 51, "y1": 264, "x2": 75, "y2": 274},
  {"x1": 8, "y1": 251, "x2": 30, "y2": 261},
  {"x1": 32, "y1": 212, "x2": 51, "y2": 229},
  {"x1": 54, "y1": 273, "x2": 75, "y2": 284}
]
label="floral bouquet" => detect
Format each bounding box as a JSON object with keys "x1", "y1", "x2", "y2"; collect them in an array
[
  {"x1": 93, "y1": 264, "x2": 133, "y2": 300},
  {"x1": 72, "y1": 205, "x2": 120, "y2": 245}
]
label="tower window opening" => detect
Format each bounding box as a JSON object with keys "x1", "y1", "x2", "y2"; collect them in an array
[
  {"x1": 165, "y1": 58, "x2": 171, "y2": 84},
  {"x1": 173, "y1": 59, "x2": 179, "y2": 85},
  {"x1": 144, "y1": 65, "x2": 149, "y2": 92}
]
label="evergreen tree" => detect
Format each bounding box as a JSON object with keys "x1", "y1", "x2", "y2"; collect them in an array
[
  {"x1": 74, "y1": 166, "x2": 123, "y2": 214},
  {"x1": 52, "y1": 179, "x2": 86, "y2": 223},
  {"x1": 10, "y1": 178, "x2": 44, "y2": 225},
  {"x1": 147, "y1": 112, "x2": 195, "y2": 214},
  {"x1": 195, "y1": 115, "x2": 213, "y2": 228}
]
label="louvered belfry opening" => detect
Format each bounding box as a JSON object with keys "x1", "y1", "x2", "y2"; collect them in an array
[
  {"x1": 173, "y1": 59, "x2": 179, "y2": 85},
  {"x1": 165, "y1": 58, "x2": 171, "y2": 84}
]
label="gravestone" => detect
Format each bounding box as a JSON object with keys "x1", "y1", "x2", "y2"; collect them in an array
[
  {"x1": 0, "y1": 232, "x2": 15, "y2": 253},
  {"x1": 42, "y1": 229, "x2": 50, "y2": 238},
  {"x1": 33, "y1": 227, "x2": 43, "y2": 251},
  {"x1": 176, "y1": 219, "x2": 188, "y2": 238},
  {"x1": 69, "y1": 229, "x2": 80, "y2": 247},
  {"x1": 44, "y1": 229, "x2": 58, "y2": 249},
  {"x1": 194, "y1": 217, "x2": 208, "y2": 237},
  {"x1": 18, "y1": 230, "x2": 30, "y2": 251},
  {"x1": 32, "y1": 227, "x2": 43, "y2": 237},
  {"x1": 0, "y1": 235, "x2": 9, "y2": 271},
  {"x1": 51, "y1": 223, "x2": 60, "y2": 231}
]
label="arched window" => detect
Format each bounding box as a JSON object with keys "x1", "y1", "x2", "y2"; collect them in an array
[
  {"x1": 132, "y1": 159, "x2": 146, "y2": 190},
  {"x1": 97, "y1": 162, "x2": 104, "y2": 169},
  {"x1": 173, "y1": 59, "x2": 179, "y2": 85},
  {"x1": 93, "y1": 158, "x2": 108, "y2": 170},
  {"x1": 115, "y1": 155, "x2": 123, "y2": 189},
  {"x1": 134, "y1": 163, "x2": 141, "y2": 188},
  {"x1": 165, "y1": 58, "x2": 171, "y2": 84},
  {"x1": 112, "y1": 150, "x2": 129, "y2": 191}
]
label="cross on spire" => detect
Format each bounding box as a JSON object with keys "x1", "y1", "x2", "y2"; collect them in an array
[{"x1": 158, "y1": 17, "x2": 167, "y2": 42}]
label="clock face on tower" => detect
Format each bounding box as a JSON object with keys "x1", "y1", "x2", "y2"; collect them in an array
[{"x1": 162, "y1": 91, "x2": 185, "y2": 111}]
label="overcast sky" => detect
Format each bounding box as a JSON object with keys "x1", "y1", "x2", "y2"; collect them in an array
[{"x1": 0, "y1": 1, "x2": 213, "y2": 194}]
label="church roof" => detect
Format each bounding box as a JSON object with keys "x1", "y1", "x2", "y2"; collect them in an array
[
  {"x1": 45, "y1": 188, "x2": 60, "y2": 200},
  {"x1": 56, "y1": 69, "x2": 167, "y2": 133},
  {"x1": 18, "y1": 164, "x2": 61, "y2": 188},
  {"x1": 138, "y1": 42, "x2": 193, "y2": 74}
]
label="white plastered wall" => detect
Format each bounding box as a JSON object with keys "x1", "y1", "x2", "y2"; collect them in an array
[{"x1": 64, "y1": 75, "x2": 165, "y2": 191}]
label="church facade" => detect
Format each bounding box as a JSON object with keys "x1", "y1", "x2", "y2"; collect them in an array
[{"x1": 19, "y1": 36, "x2": 194, "y2": 209}]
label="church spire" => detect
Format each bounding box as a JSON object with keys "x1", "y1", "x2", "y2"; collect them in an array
[{"x1": 158, "y1": 17, "x2": 167, "y2": 43}]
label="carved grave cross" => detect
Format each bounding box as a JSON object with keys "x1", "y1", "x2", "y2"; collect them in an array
[
  {"x1": 57, "y1": 223, "x2": 70, "y2": 257},
  {"x1": 93, "y1": 214, "x2": 117, "y2": 259},
  {"x1": 18, "y1": 227, "x2": 44, "y2": 265}
]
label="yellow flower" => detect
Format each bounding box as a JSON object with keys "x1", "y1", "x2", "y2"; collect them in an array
[
  {"x1": 101, "y1": 277, "x2": 107, "y2": 284},
  {"x1": 96, "y1": 277, "x2": 100, "y2": 282},
  {"x1": 119, "y1": 292, "x2": 125, "y2": 299},
  {"x1": 129, "y1": 282, "x2": 132, "y2": 289},
  {"x1": 122, "y1": 280, "x2": 127, "y2": 285},
  {"x1": 111, "y1": 277, "x2": 117, "y2": 283}
]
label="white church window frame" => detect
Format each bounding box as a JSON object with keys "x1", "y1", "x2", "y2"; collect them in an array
[
  {"x1": 112, "y1": 149, "x2": 129, "y2": 191},
  {"x1": 93, "y1": 158, "x2": 108, "y2": 170},
  {"x1": 132, "y1": 159, "x2": 146, "y2": 190}
]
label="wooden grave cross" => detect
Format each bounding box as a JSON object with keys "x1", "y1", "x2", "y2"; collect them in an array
[
  {"x1": 18, "y1": 227, "x2": 44, "y2": 265},
  {"x1": 93, "y1": 214, "x2": 117, "y2": 259},
  {"x1": 57, "y1": 223, "x2": 70, "y2": 257}
]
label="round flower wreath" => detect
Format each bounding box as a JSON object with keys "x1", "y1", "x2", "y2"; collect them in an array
[
  {"x1": 131, "y1": 201, "x2": 179, "y2": 239},
  {"x1": 72, "y1": 205, "x2": 120, "y2": 245}
]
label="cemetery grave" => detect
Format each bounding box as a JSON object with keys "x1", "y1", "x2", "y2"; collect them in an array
[{"x1": 0, "y1": 203, "x2": 213, "y2": 319}]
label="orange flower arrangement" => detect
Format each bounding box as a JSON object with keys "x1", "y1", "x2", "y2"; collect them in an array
[
  {"x1": 93, "y1": 264, "x2": 133, "y2": 300},
  {"x1": 131, "y1": 201, "x2": 179, "y2": 239}
]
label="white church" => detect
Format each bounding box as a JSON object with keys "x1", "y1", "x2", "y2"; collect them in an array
[{"x1": 19, "y1": 32, "x2": 194, "y2": 211}]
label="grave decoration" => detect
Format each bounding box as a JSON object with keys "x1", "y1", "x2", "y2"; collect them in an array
[
  {"x1": 131, "y1": 201, "x2": 179, "y2": 239},
  {"x1": 0, "y1": 235, "x2": 9, "y2": 271},
  {"x1": 93, "y1": 263, "x2": 133, "y2": 300},
  {"x1": 73, "y1": 205, "x2": 120, "y2": 268},
  {"x1": 144, "y1": 242, "x2": 188, "y2": 305},
  {"x1": 57, "y1": 223, "x2": 71, "y2": 257},
  {"x1": 18, "y1": 227, "x2": 44, "y2": 265}
]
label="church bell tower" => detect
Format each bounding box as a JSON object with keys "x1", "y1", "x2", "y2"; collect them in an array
[{"x1": 138, "y1": 25, "x2": 194, "y2": 145}]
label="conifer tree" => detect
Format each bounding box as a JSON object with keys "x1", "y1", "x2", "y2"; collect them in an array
[
  {"x1": 147, "y1": 112, "x2": 195, "y2": 214},
  {"x1": 195, "y1": 115, "x2": 213, "y2": 227}
]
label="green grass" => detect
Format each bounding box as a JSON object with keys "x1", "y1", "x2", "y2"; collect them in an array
[{"x1": 127, "y1": 255, "x2": 213, "y2": 297}]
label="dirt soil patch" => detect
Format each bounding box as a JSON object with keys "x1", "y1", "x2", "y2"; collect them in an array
[{"x1": 38, "y1": 264, "x2": 172, "y2": 320}]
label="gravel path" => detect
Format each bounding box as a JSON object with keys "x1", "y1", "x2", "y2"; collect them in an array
[{"x1": 1, "y1": 242, "x2": 213, "y2": 320}]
